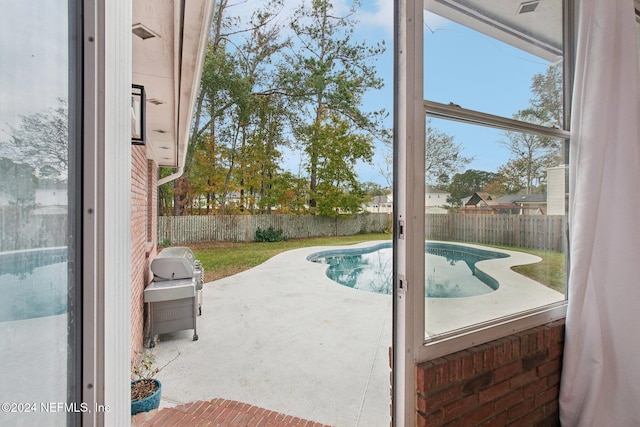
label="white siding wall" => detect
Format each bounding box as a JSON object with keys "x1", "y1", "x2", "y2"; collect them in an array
[
  {"x1": 35, "y1": 188, "x2": 68, "y2": 206},
  {"x1": 547, "y1": 165, "x2": 567, "y2": 216}
]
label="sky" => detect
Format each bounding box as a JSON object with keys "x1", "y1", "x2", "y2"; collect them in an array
[
  {"x1": 227, "y1": 0, "x2": 556, "y2": 187},
  {"x1": 228, "y1": 0, "x2": 396, "y2": 185},
  {"x1": 0, "y1": 2, "x2": 68, "y2": 143},
  {"x1": 0, "y1": 0, "x2": 557, "y2": 189}
]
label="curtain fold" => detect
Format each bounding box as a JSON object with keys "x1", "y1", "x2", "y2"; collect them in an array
[{"x1": 559, "y1": 0, "x2": 640, "y2": 425}]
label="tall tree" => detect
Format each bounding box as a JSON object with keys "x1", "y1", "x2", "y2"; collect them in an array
[
  {"x1": 258, "y1": 171, "x2": 307, "y2": 213},
  {"x1": 447, "y1": 169, "x2": 501, "y2": 206},
  {"x1": 3, "y1": 98, "x2": 68, "y2": 183},
  {"x1": 530, "y1": 63, "x2": 563, "y2": 128},
  {"x1": 424, "y1": 120, "x2": 473, "y2": 186},
  {"x1": 496, "y1": 63, "x2": 564, "y2": 196},
  {"x1": 500, "y1": 109, "x2": 561, "y2": 194},
  {"x1": 310, "y1": 113, "x2": 373, "y2": 216},
  {"x1": 380, "y1": 120, "x2": 471, "y2": 188},
  {"x1": 170, "y1": 0, "x2": 289, "y2": 215},
  {"x1": 282, "y1": 0, "x2": 385, "y2": 211}
]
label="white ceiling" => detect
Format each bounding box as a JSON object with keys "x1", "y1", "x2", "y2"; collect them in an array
[
  {"x1": 426, "y1": 0, "x2": 563, "y2": 62},
  {"x1": 132, "y1": 0, "x2": 214, "y2": 168}
]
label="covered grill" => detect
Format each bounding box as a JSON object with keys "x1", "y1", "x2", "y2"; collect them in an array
[{"x1": 144, "y1": 247, "x2": 204, "y2": 347}]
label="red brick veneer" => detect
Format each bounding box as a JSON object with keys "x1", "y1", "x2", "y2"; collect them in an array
[
  {"x1": 131, "y1": 145, "x2": 158, "y2": 357},
  {"x1": 416, "y1": 320, "x2": 564, "y2": 426}
]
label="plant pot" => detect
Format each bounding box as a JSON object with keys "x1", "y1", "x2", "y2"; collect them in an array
[{"x1": 131, "y1": 379, "x2": 162, "y2": 415}]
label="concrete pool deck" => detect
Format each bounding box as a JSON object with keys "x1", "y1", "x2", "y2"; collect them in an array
[{"x1": 151, "y1": 240, "x2": 563, "y2": 427}]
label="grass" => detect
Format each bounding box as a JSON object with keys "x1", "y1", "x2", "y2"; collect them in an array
[
  {"x1": 488, "y1": 245, "x2": 566, "y2": 293},
  {"x1": 187, "y1": 233, "x2": 391, "y2": 282},
  {"x1": 181, "y1": 234, "x2": 564, "y2": 293}
]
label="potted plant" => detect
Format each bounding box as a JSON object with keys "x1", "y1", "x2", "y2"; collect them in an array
[{"x1": 131, "y1": 350, "x2": 179, "y2": 415}]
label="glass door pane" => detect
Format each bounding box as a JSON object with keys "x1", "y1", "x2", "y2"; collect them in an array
[
  {"x1": 422, "y1": 0, "x2": 567, "y2": 342},
  {"x1": 424, "y1": 117, "x2": 567, "y2": 340},
  {"x1": 0, "y1": 1, "x2": 78, "y2": 425},
  {"x1": 424, "y1": 0, "x2": 564, "y2": 126}
]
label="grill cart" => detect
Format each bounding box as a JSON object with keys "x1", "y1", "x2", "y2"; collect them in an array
[{"x1": 144, "y1": 247, "x2": 204, "y2": 347}]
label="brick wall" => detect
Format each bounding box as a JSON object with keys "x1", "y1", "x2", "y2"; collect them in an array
[
  {"x1": 416, "y1": 320, "x2": 564, "y2": 426},
  {"x1": 131, "y1": 146, "x2": 158, "y2": 357},
  {"x1": 147, "y1": 159, "x2": 157, "y2": 247}
]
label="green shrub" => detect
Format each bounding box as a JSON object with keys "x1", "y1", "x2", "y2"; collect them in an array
[{"x1": 254, "y1": 226, "x2": 287, "y2": 242}]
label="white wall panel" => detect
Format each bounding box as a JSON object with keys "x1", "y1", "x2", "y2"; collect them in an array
[
  {"x1": 103, "y1": 0, "x2": 132, "y2": 424},
  {"x1": 84, "y1": 0, "x2": 131, "y2": 424}
]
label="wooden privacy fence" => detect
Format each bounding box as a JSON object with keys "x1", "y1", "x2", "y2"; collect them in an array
[
  {"x1": 158, "y1": 213, "x2": 391, "y2": 244},
  {"x1": 426, "y1": 214, "x2": 566, "y2": 252},
  {"x1": 0, "y1": 211, "x2": 67, "y2": 252},
  {"x1": 158, "y1": 212, "x2": 565, "y2": 252}
]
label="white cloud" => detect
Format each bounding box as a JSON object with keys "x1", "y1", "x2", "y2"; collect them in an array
[
  {"x1": 358, "y1": 0, "x2": 393, "y2": 35},
  {"x1": 358, "y1": 3, "x2": 451, "y2": 36},
  {"x1": 226, "y1": 0, "x2": 392, "y2": 35}
]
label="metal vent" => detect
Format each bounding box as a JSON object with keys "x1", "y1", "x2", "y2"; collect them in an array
[
  {"x1": 132, "y1": 23, "x2": 160, "y2": 40},
  {"x1": 517, "y1": 0, "x2": 540, "y2": 14}
]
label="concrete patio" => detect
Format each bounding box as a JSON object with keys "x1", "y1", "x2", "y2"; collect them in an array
[
  {"x1": 149, "y1": 241, "x2": 563, "y2": 426},
  {"x1": 151, "y1": 242, "x2": 393, "y2": 427}
]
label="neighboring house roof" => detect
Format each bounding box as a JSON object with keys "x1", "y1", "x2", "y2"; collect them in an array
[
  {"x1": 465, "y1": 192, "x2": 499, "y2": 207},
  {"x1": 497, "y1": 193, "x2": 547, "y2": 204}
]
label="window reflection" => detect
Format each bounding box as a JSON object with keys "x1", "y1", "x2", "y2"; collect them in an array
[{"x1": 0, "y1": 1, "x2": 72, "y2": 425}]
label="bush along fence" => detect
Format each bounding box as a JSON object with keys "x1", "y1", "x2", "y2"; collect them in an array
[{"x1": 158, "y1": 213, "x2": 391, "y2": 245}]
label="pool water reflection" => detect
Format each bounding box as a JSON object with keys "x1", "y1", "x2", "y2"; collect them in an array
[
  {"x1": 308, "y1": 242, "x2": 509, "y2": 298},
  {"x1": 0, "y1": 248, "x2": 67, "y2": 322}
]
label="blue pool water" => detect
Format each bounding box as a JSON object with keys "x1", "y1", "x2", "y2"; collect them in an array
[
  {"x1": 308, "y1": 242, "x2": 508, "y2": 298},
  {"x1": 0, "y1": 248, "x2": 67, "y2": 322}
]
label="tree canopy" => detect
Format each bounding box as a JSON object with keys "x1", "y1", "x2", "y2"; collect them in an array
[
  {"x1": 499, "y1": 64, "x2": 564, "y2": 195},
  {"x1": 282, "y1": 0, "x2": 386, "y2": 211},
  {"x1": 160, "y1": 4, "x2": 564, "y2": 216},
  {"x1": 447, "y1": 170, "x2": 501, "y2": 206},
  {"x1": 164, "y1": 0, "x2": 387, "y2": 215},
  {"x1": 425, "y1": 120, "x2": 473, "y2": 186},
  {"x1": 2, "y1": 98, "x2": 68, "y2": 183}
]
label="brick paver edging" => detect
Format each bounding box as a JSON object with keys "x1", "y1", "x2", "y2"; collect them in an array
[{"x1": 132, "y1": 398, "x2": 333, "y2": 427}]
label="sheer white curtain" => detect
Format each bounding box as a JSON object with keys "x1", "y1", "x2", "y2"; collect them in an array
[{"x1": 559, "y1": 0, "x2": 640, "y2": 425}]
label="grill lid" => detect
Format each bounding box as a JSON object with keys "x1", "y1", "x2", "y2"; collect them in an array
[{"x1": 151, "y1": 246, "x2": 196, "y2": 280}]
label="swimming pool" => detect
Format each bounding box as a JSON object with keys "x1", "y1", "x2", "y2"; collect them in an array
[
  {"x1": 0, "y1": 247, "x2": 67, "y2": 322},
  {"x1": 307, "y1": 242, "x2": 509, "y2": 298}
]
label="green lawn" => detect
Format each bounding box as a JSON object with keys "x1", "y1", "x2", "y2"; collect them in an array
[
  {"x1": 488, "y1": 245, "x2": 566, "y2": 293},
  {"x1": 187, "y1": 233, "x2": 391, "y2": 282},
  {"x1": 181, "y1": 234, "x2": 564, "y2": 293}
]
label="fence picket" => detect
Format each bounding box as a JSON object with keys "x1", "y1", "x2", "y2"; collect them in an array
[
  {"x1": 157, "y1": 213, "x2": 564, "y2": 252},
  {"x1": 425, "y1": 214, "x2": 564, "y2": 251},
  {"x1": 158, "y1": 213, "x2": 390, "y2": 244}
]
